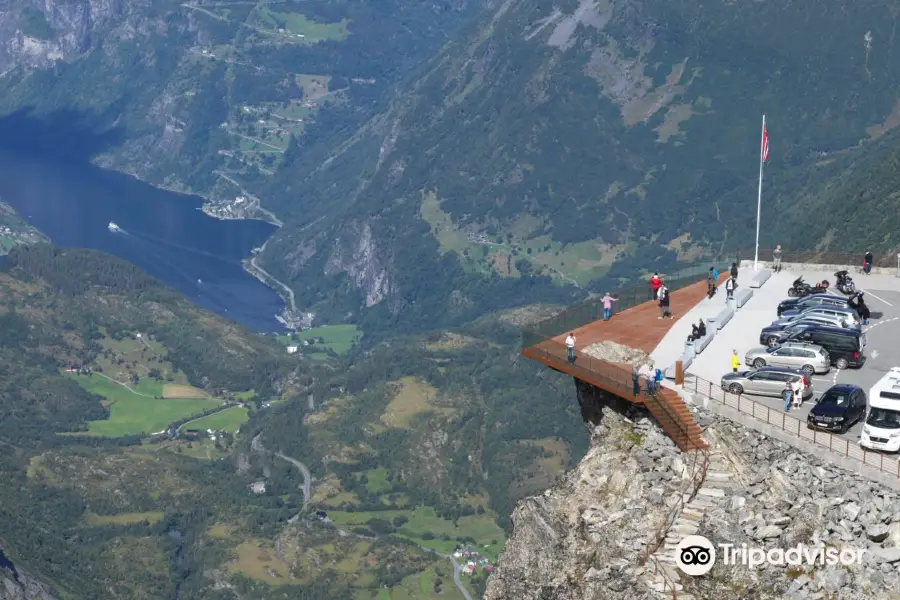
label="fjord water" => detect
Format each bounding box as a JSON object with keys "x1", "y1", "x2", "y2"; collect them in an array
[{"x1": 0, "y1": 148, "x2": 286, "y2": 332}]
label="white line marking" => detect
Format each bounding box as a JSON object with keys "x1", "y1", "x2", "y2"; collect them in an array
[
  {"x1": 832, "y1": 368, "x2": 841, "y2": 384},
  {"x1": 860, "y1": 289, "x2": 893, "y2": 307},
  {"x1": 872, "y1": 349, "x2": 880, "y2": 358}
]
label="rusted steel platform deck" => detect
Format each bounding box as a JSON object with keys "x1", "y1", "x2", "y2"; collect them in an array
[{"x1": 522, "y1": 277, "x2": 726, "y2": 451}]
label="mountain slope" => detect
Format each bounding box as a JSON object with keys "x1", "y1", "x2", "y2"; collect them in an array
[{"x1": 256, "y1": 0, "x2": 900, "y2": 326}]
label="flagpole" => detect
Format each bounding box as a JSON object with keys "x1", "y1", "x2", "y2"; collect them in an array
[{"x1": 753, "y1": 114, "x2": 766, "y2": 272}]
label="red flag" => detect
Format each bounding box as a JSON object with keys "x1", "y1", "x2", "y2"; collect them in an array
[{"x1": 761, "y1": 124, "x2": 769, "y2": 163}]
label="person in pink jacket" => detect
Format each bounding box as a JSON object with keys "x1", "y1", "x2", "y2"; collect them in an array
[{"x1": 601, "y1": 292, "x2": 618, "y2": 321}]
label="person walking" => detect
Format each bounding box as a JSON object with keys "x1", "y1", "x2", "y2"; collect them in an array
[
  {"x1": 730, "y1": 262, "x2": 739, "y2": 282},
  {"x1": 706, "y1": 267, "x2": 717, "y2": 299},
  {"x1": 632, "y1": 364, "x2": 640, "y2": 396},
  {"x1": 565, "y1": 332, "x2": 576, "y2": 363},
  {"x1": 601, "y1": 292, "x2": 617, "y2": 321},
  {"x1": 731, "y1": 350, "x2": 740, "y2": 373},
  {"x1": 782, "y1": 381, "x2": 793, "y2": 413},
  {"x1": 725, "y1": 276, "x2": 736, "y2": 300},
  {"x1": 857, "y1": 295, "x2": 871, "y2": 325},
  {"x1": 864, "y1": 251, "x2": 874, "y2": 275},
  {"x1": 773, "y1": 245, "x2": 782, "y2": 272}
]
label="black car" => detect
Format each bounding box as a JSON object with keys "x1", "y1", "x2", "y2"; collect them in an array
[
  {"x1": 777, "y1": 294, "x2": 849, "y2": 317},
  {"x1": 781, "y1": 326, "x2": 865, "y2": 369},
  {"x1": 760, "y1": 320, "x2": 860, "y2": 348},
  {"x1": 807, "y1": 384, "x2": 867, "y2": 433}
]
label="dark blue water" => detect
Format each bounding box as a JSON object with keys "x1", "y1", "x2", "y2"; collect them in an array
[{"x1": 0, "y1": 149, "x2": 287, "y2": 332}]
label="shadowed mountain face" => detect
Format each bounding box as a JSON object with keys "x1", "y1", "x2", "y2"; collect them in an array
[
  {"x1": 255, "y1": 0, "x2": 900, "y2": 326},
  {"x1": 2, "y1": 0, "x2": 900, "y2": 329}
]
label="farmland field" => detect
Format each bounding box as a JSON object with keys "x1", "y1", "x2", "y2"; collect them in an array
[
  {"x1": 68, "y1": 373, "x2": 220, "y2": 437},
  {"x1": 184, "y1": 406, "x2": 249, "y2": 433}
]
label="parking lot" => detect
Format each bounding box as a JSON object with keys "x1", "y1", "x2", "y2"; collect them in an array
[{"x1": 683, "y1": 269, "x2": 900, "y2": 445}]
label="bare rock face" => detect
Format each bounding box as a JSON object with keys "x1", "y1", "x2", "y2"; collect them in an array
[
  {"x1": 484, "y1": 383, "x2": 690, "y2": 600},
  {"x1": 582, "y1": 339, "x2": 650, "y2": 366},
  {"x1": 0, "y1": 561, "x2": 58, "y2": 600}
]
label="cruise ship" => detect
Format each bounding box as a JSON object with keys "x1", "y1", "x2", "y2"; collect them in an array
[{"x1": 108, "y1": 222, "x2": 121, "y2": 233}]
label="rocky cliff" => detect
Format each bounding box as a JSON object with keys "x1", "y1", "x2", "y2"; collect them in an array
[
  {"x1": 486, "y1": 380, "x2": 900, "y2": 600},
  {"x1": 0, "y1": 554, "x2": 58, "y2": 600}
]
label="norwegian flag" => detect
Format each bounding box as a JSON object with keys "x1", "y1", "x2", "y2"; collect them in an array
[{"x1": 761, "y1": 123, "x2": 770, "y2": 163}]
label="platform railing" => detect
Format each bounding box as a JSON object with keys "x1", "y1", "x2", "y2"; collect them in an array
[
  {"x1": 686, "y1": 373, "x2": 900, "y2": 478},
  {"x1": 521, "y1": 261, "x2": 736, "y2": 349},
  {"x1": 739, "y1": 248, "x2": 898, "y2": 269}
]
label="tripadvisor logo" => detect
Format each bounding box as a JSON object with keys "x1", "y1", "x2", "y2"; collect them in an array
[{"x1": 673, "y1": 535, "x2": 867, "y2": 576}]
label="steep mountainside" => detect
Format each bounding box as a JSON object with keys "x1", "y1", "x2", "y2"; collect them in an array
[
  {"x1": 255, "y1": 0, "x2": 900, "y2": 327},
  {"x1": 0, "y1": 0, "x2": 475, "y2": 206}
]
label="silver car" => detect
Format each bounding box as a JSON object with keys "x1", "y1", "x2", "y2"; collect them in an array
[
  {"x1": 721, "y1": 366, "x2": 814, "y2": 400},
  {"x1": 778, "y1": 305, "x2": 860, "y2": 327},
  {"x1": 745, "y1": 342, "x2": 830, "y2": 376},
  {"x1": 773, "y1": 310, "x2": 859, "y2": 330}
]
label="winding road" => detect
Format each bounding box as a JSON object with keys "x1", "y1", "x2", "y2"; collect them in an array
[{"x1": 250, "y1": 434, "x2": 310, "y2": 518}]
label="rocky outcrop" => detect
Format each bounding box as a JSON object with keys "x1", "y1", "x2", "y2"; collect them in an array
[
  {"x1": 0, "y1": 1, "x2": 128, "y2": 71},
  {"x1": 0, "y1": 552, "x2": 58, "y2": 600},
  {"x1": 324, "y1": 220, "x2": 394, "y2": 308},
  {"x1": 487, "y1": 382, "x2": 900, "y2": 600}
]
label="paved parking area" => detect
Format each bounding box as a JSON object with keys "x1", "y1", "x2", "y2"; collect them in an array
[{"x1": 681, "y1": 269, "x2": 900, "y2": 446}]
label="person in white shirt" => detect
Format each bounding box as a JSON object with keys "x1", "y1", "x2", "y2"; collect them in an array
[
  {"x1": 792, "y1": 376, "x2": 804, "y2": 408},
  {"x1": 565, "y1": 333, "x2": 576, "y2": 363}
]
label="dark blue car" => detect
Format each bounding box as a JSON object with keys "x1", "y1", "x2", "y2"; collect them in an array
[
  {"x1": 777, "y1": 294, "x2": 850, "y2": 317},
  {"x1": 807, "y1": 384, "x2": 866, "y2": 433}
]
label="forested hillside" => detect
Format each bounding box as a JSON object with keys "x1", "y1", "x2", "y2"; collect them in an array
[{"x1": 0, "y1": 245, "x2": 587, "y2": 599}]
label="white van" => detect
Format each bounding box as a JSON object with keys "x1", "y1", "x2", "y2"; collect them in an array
[{"x1": 860, "y1": 367, "x2": 900, "y2": 452}]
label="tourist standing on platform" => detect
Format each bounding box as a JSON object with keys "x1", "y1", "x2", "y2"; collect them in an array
[
  {"x1": 730, "y1": 262, "x2": 739, "y2": 281},
  {"x1": 783, "y1": 381, "x2": 793, "y2": 412},
  {"x1": 632, "y1": 364, "x2": 640, "y2": 396},
  {"x1": 773, "y1": 245, "x2": 783, "y2": 272},
  {"x1": 725, "y1": 276, "x2": 736, "y2": 300},
  {"x1": 565, "y1": 332, "x2": 576, "y2": 363},
  {"x1": 706, "y1": 267, "x2": 717, "y2": 299},
  {"x1": 731, "y1": 350, "x2": 740, "y2": 373},
  {"x1": 601, "y1": 292, "x2": 617, "y2": 321},
  {"x1": 792, "y1": 377, "x2": 803, "y2": 409},
  {"x1": 864, "y1": 251, "x2": 874, "y2": 274},
  {"x1": 658, "y1": 285, "x2": 671, "y2": 319},
  {"x1": 649, "y1": 272, "x2": 662, "y2": 300}
]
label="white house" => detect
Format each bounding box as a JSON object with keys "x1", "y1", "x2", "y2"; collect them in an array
[{"x1": 286, "y1": 345, "x2": 298, "y2": 354}]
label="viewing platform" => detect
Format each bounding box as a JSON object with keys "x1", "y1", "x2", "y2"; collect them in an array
[{"x1": 521, "y1": 266, "x2": 731, "y2": 451}]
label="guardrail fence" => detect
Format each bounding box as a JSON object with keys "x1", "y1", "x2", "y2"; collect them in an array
[
  {"x1": 686, "y1": 373, "x2": 900, "y2": 478},
  {"x1": 740, "y1": 248, "x2": 898, "y2": 269}
]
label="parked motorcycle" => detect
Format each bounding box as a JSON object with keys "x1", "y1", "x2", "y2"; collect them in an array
[
  {"x1": 787, "y1": 277, "x2": 830, "y2": 297},
  {"x1": 834, "y1": 270, "x2": 856, "y2": 295}
]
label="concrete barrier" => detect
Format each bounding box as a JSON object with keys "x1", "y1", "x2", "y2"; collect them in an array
[
  {"x1": 695, "y1": 330, "x2": 715, "y2": 353},
  {"x1": 750, "y1": 269, "x2": 772, "y2": 289},
  {"x1": 740, "y1": 260, "x2": 896, "y2": 277},
  {"x1": 712, "y1": 306, "x2": 734, "y2": 330},
  {"x1": 684, "y1": 340, "x2": 696, "y2": 359},
  {"x1": 666, "y1": 352, "x2": 694, "y2": 379},
  {"x1": 735, "y1": 287, "x2": 753, "y2": 308}
]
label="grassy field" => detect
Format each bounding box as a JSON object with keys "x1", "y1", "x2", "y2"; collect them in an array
[
  {"x1": 328, "y1": 507, "x2": 505, "y2": 557},
  {"x1": 380, "y1": 378, "x2": 454, "y2": 429},
  {"x1": 366, "y1": 467, "x2": 391, "y2": 493},
  {"x1": 419, "y1": 192, "x2": 619, "y2": 284},
  {"x1": 68, "y1": 373, "x2": 220, "y2": 437},
  {"x1": 278, "y1": 324, "x2": 362, "y2": 355},
  {"x1": 227, "y1": 540, "x2": 292, "y2": 585},
  {"x1": 184, "y1": 406, "x2": 249, "y2": 433},
  {"x1": 163, "y1": 383, "x2": 209, "y2": 398},
  {"x1": 85, "y1": 511, "x2": 165, "y2": 526},
  {"x1": 379, "y1": 566, "x2": 467, "y2": 600},
  {"x1": 255, "y1": 6, "x2": 349, "y2": 43}
]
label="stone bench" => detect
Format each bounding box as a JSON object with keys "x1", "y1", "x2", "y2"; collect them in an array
[
  {"x1": 750, "y1": 269, "x2": 772, "y2": 289},
  {"x1": 695, "y1": 330, "x2": 715, "y2": 353},
  {"x1": 735, "y1": 287, "x2": 753, "y2": 308},
  {"x1": 708, "y1": 306, "x2": 734, "y2": 330}
]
